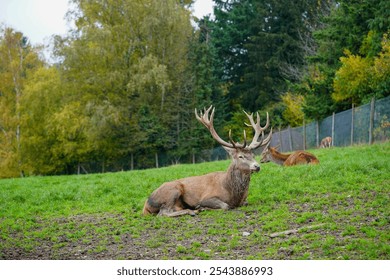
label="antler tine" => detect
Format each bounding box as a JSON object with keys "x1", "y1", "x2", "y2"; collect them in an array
[
  {"x1": 243, "y1": 129, "x2": 247, "y2": 147},
  {"x1": 228, "y1": 130, "x2": 236, "y2": 148},
  {"x1": 261, "y1": 127, "x2": 273, "y2": 147},
  {"x1": 227, "y1": 129, "x2": 247, "y2": 149},
  {"x1": 195, "y1": 106, "x2": 236, "y2": 149},
  {"x1": 243, "y1": 110, "x2": 271, "y2": 150},
  {"x1": 195, "y1": 105, "x2": 212, "y2": 128}
]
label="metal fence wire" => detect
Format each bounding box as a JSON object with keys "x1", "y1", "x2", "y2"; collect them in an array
[
  {"x1": 334, "y1": 109, "x2": 352, "y2": 147},
  {"x1": 267, "y1": 96, "x2": 390, "y2": 153}
]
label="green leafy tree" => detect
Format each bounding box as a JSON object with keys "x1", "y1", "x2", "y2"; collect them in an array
[
  {"x1": 333, "y1": 33, "x2": 390, "y2": 105},
  {"x1": 22, "y1": 66, "x2": 64, "y2": 174},
  {"x1": 47, "y1": 101, "x2": 92, "y2": 173},
  {"x1": 281, "y1": 92, "x2": 305, "y2": 127},
  {"x1": 177, "y1": 16, "x2": 226, "y2": 162},
  {"x1": 332, "y1": 50, "x2": 372, "y2": 104},
  {"x1": 305, "y1": 0, "x2": 389, "y2": 117},
  {"x1": 210, "y1": 0, "x2": 333, "y2": 122},
  {"x1": 52, "y1": 0, "x2": 195, "y2": 170},
  {"x1": 372, "y1": 33, "x2": 390, "y2": 97},
  {"x1": 0, "y1": 26, "x2": 43, "y2": 177}
]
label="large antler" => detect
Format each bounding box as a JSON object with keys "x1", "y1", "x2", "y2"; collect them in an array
[
  {"x1": 195, "y1": 105, "x2": 247, "y2": 149},
  {"x1": 243, "y1": 111, "x2": 272, "y2": 150}
]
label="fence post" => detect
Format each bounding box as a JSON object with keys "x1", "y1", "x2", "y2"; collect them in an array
[
  {"x1": 332, "y1": 112, "x2": 335, "y2": 147},
  {"x1": 278, "y1": 126, "x2": 283, "y2": 151},
  {"x1": 369, "y1": 97, "x2": 375, "y2": 144},
  {"x1": 316, "y1": 120, "x2": 319, "y2": 147},
  {"x1": 155, "y1": 152, "x2": 159, "y2": 168},
  {"x1": 303, "y1": 120, "x2": 306, "y2": 150},
  {"x1": 351, "y1": 103, "x2": 355, "y2": 145},
  {"x1": 288, "y1": 125, "x2": 293, "y2": 151}
]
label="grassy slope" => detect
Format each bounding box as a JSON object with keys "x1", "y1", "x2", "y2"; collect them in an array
[{"x1": 0, "y1": 142, "x2": 389, "y2": 259}]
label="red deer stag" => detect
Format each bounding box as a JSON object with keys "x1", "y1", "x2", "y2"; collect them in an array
[
  {"x1": 319, "y1": 136, "x2": 332, "y2": 148},
  {"x1": 260, "y1": 144, "x2": 319, "y2": 166},
  {"x1": 143, "y1": 106, "x2": 272, "y2": 217}
]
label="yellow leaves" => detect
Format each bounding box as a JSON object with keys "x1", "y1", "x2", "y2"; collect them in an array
[
  {"x1": 333, "y1": 33, "x2": 390, "y2": 104},
  {"x1": 332, "y1": 50, "x2": 371, "y2": 102},
  {"x1": 0, "y1": 151, "x2": 20, "y2": 178},
  {"x1": 47, "y1": 101, "x2": 92, "y2": 161},
  {"x1": 23, "y1": 67, "x2": 61, "y2": 103},
  {"x1": 0, "y1": 26, "x2": 44, "y2": 177},
  {"x1": 373, "y1": 33, "x2": 390, "y2": 85},
  {"x1": 50, "y1": 102, "x2": 87, "y2": 140},
  {"x1": 281, "y1": 92, "x2": 305, "y2": 127},
  {"x1": 127, "y1": 55, "x2": 171, "y2": 107}
]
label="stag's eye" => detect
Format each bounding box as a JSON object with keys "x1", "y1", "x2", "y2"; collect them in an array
[{"x1": 238, "y1": 155, "x2": 244, "y2": 159}]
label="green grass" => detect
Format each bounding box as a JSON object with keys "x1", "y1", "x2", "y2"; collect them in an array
[{"x1": 0, "y1": 142, "x2": 389, "y2": 259}]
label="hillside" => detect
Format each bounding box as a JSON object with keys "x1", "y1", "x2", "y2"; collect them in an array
[{"x1": 0, "y1": 142, "x2": 389, "y2": 259}]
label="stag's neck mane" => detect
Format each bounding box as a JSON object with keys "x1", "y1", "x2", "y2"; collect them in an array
[
  {"x1": 223, "y1": 163, "x2": 251, "y2": 206},
  {"x1": 270, "y1": 149, "x2": 291, "y2": 165}
]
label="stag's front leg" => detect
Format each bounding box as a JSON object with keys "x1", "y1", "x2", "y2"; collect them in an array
[
  {"x1": 154, "y1": 183, "x2": 199, "y2": 217},
  {"x1": 239, "y1": 190, "x2": 249, "y2": 206},
  {"x1": 197, "y1": 197, "x2": 230, "y2": 210},
  {"x1": 158, "y1": 208, "x2": 197, "y2": 217}
]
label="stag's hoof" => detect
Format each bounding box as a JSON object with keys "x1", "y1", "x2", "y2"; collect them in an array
[{"x1": 189, "y1": 211, "x2": 197, "y2": 216}]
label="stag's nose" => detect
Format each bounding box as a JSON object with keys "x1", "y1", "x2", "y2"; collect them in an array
[{"x1": 252, "y1": 163, "x2": 260, "y2": 173}]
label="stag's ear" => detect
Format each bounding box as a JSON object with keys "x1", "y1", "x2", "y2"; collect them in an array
[{"x1": 222, "y1": 146, "x2": 235, "y2": 156}]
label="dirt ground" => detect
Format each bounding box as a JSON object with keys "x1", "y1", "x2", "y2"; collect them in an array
[
  {"x1": 1, "y1": 213, "x2": 263, "y2": 260},
  {"x1": 2, "y1": 203, "x2": 388, "y2": 260},
  {"x1": 0, "y1": 212, "x2": 344, "y2": 260}
]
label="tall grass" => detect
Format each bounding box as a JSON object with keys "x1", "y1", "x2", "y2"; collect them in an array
[{"x1": 0, "y1": 142, "x2": 389, "y2": 259}]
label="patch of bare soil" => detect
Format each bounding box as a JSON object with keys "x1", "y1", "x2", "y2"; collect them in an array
[
  {"x1": 0, "y1": 212, "x2": 326, "y2": 260},
  {"x1": 1, "y1": 205, "x2": 388, "y2": 260}
]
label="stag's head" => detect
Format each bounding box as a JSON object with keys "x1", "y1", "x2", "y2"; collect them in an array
[
  {"x1": 228, "y1": 147, "x2": 261, "y2": 173},
  {"x1": 195, "y1": 106, "x2": 272, "y2": 173},
  {"x1": 260, "y1": 142, "x2": 275, "y2": 163}
]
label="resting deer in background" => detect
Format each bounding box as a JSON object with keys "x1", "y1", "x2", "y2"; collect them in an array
[
  {"x1": 143, "y1": 105, "x2": 272, "y2": 217},
  {"x1": 319, "y1": 136, "x2": 332, "y2": 148},
  {"x1": 260, "y1": 143, "x2": 319, "y2": 166}
]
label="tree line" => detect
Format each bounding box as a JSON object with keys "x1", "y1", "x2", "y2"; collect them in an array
[{"x1": 0, "y1": 0, "x2": 389, "y2": 178}]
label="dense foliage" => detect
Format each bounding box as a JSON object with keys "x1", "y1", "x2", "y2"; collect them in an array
[{"x1": 0, "y1": 0, "x2": 389, "y2": 177}]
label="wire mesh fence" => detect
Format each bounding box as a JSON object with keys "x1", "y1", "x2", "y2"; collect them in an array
[{"x1": 269, "y1": 96, "x2": 390, "y2": 153}]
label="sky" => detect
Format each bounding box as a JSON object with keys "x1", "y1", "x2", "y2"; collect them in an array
[{"x1": 0, "y1": 0, "x2": 214, "y2": 46}]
